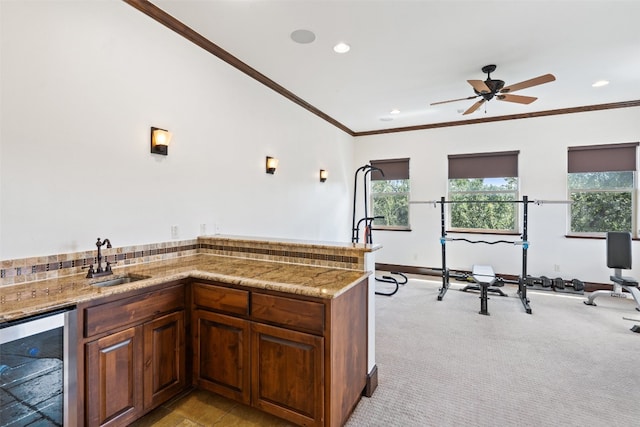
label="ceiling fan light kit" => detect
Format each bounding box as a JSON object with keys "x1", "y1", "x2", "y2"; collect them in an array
[{"x1": 432, "y1": 64, "x2": 555, "y2": 115}]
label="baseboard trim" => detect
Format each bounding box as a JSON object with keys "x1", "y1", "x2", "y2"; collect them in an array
[
  {"x1": 374, "y1": 263, "x2": 611, "y2": 293},
  {"x1": 376, "y1": 263, "x2": 440, "y2": 277},
  {"x1": 364, "y1": 364, "x2": 378, "y2": 397}
]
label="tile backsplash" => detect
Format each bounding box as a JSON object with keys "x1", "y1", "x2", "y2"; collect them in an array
[
  {"x1": 0, "y1": 236, "x2": 372, "y2": 287},
  {"x1": 0, "y1": 240, "x2": 198, "y2": 286},
  {"x1": 198, "y1": 236, "x2": 364, "y2": 270}
]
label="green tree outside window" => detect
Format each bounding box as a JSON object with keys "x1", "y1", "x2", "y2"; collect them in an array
[
  {"x1": 371, "y1": 179, "x2": 410, "y2": 228},
  {"x1": 568, "y1": 171, "x2": 633, "y2": 233},
  {"x1": 449, "y1": 177, "x2": 518, "y2": 231}
]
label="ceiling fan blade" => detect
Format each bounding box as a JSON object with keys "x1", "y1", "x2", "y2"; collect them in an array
[
  {"x1": 463, "y1": 99, "x2": 485, "y2": 115},
  {"x1": 497, "y1": 94, "x2": 538, "y2": 104},
  {"x1": 467, "y1": 80, "x2": 491, "y2": 93},
  {"x1": 430, "y1": 95, "x2": 478, "y2": 106},
  {"x1": 500, "y1": 74, "x2": 555, "y2": 93}
]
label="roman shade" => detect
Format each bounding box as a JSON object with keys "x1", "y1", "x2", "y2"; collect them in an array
[
  {"x1": 370, "y1": 158, "x2": 410, "y2": 181},
  {"x1": 568, "y1": 142, "x2": 638, "y2": 173},
  {"x1": 448, "y1": 151, "x2": 519, "y2": 179}
]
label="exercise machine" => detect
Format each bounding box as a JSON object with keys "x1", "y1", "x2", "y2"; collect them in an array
[
  {"x1": 471, "y1": 264, "x2": 499, "y2": 315},
  {"x1": 351, "y1": 164, "x2": 384, "y2": 244},
  {"x1": 374, "y1": 272, "x2": 408, "y2": 296},
  {"x1": 413, "y1": 196, "x2": 535, "y2": 314},
  {"x1": 351, "y1": 164, "x2": 407, "y2": 296},
  {"x1": 584, "y1": 231, "x2": 640, "y2": 312},
  {"x1": 440, "y1": 196, "x2": 532, "y2": 314},
  {"x1": 462, "y1": 265, "x2": 508, "y2": 298}
]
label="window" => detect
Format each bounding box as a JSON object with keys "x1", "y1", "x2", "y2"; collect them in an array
[
  {"x1": 370, "y1": 158, "x2": 410, "y2": 229},
  {"x1": 448, "y1": 151, "x2": 519, "y2": 232},
  {"x1": 568, "y1": 143, "x2": 638, "y2": 236}
]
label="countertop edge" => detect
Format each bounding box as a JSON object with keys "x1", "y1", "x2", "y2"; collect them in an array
[{"x1": 0, "y1": 257, "x2": 372, "y2": 323}]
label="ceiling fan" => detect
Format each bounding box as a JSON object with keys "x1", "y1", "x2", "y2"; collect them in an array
[{"x1": 431, "y1": 64, "x2": 556, "y2": 115}]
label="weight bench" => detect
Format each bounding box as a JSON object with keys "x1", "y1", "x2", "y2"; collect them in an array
[
  {"x1": 584, "y1": 232, "x2": 640, "y2": 312},
  {"x1": 466, "y1": 265, "x2": 506, "y2": 315}
]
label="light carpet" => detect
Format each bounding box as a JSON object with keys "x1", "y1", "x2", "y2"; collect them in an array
[{"x1": 345, "y1": 275, "x2": 640, "y2": 427}]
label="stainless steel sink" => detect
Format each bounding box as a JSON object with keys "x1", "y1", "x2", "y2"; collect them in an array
[{"x1": 91, "y1": 274, "x2": 151, "y2": 287}]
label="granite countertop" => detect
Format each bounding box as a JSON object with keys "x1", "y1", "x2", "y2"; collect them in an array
[{"x1": 0, "y1": 254, "x2": 370, "y2": 323}]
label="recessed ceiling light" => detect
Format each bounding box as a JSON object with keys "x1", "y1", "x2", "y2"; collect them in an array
[
  {"x1": 380, "y1": 117, "x2": 393, "y2": 122},
  {"x1": 290, "y1": 29, "x2": 316, "y2": 44},
  {"x1": 390, "y1": 109, "x2": 400, "y2": 115},
  {"x1": 333, "y1": 42, "x2": 350, "y2": 53},
  {"x1": 592, "y1": 80, "x2": 609, "y2": 87}
]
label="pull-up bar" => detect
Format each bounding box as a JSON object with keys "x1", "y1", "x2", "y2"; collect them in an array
[{"x1": 410, "y1": 199, "x2": 571, "y2": 206}]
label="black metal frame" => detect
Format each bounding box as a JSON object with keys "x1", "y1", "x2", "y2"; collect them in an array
[
  {"x1": 351, "y1": 164, "x2": 407, "y2": 296},
  {"x1": 374, "y1": 272, "x2": 408, "y2": 296},
  {"x1": 351, "y1": 164, "x2": 385, "y2": 244},
  {"x1": 435, "y1": 195, "x2": 532, "y2": 314}
]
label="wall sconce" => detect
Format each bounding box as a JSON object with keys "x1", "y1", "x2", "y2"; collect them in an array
[
  {"x1": 151, "y1": 127, "x2": 172, "y2": 155},
  {"x1": 319, "y1": 169, "x2": 328, "y2": 182},
  {"x1": 266, "y1": 156, "x2": 279, "y2": 174}
]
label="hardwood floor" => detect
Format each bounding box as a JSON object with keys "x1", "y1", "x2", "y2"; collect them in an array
[{"x1": 130, "y1": 389, "x2": 295, "y2": 426}]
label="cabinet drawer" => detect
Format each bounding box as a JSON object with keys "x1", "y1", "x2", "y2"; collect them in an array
[
  {"x1": 193, "y1": 283, "x2": 249, "y2": 316},
  {"x1": 84, "y1": 285, "x2": 184, "y2": 338},
  {"x1": 251, "y1": 293, "x2": 324, "y2": 334}
]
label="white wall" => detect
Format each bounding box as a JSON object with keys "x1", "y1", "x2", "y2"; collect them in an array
[
  {"x1": 354, "y1": 107, "x2": 640, "y2": 284},
  {"x1": 0, "y1": 1, "x2": 353, "y2": 259},
  {"x1": 3, "y1": 2, "x2": 638, "y2": 287}
]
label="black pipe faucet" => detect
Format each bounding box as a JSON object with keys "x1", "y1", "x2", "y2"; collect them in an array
[{"x1": 86, "y1": 237, "x2": 113, "y2": 278}]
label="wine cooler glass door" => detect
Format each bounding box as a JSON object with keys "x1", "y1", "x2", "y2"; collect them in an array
[{"x1": 0, "y1": 309, "x2": 75, "y2": 427}]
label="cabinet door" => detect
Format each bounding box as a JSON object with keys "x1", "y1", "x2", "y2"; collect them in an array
[
  {"x1": 85, "y1": 326, "x2": 143, "y2": 427},
  {"x1": 193, "y1": 309, "x2": 250, "y2": 404},
  {"x1": 143, "y1": 310, "x2": 186, "y2": 410},
  {"x1": 251, "y1": 322, "x2": 324, "y2": 427}
]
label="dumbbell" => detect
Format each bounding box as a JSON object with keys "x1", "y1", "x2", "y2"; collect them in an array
[{"x1": 553, "y1": 277, "x2": 565, "y2": 290}]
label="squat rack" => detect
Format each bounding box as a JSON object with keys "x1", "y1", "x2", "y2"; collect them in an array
[{"x1": 423, "y1": 196, "x2": 535, "y2": 314}]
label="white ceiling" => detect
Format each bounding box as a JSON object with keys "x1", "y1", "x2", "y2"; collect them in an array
[{"x1": 151, "y1": 0, "x2": 640, "y2": 133}]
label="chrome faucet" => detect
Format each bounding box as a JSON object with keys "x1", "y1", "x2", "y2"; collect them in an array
[{"x1": 86, "y1": 238, "x2": 113, "y2": 278}]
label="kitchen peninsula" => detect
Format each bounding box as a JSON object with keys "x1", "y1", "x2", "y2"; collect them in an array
[{"x1": 0, "y1": 235, "x2": 380, "y2": 427}]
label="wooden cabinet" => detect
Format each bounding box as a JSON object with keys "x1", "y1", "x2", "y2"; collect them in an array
[
  {"x1": 85, "y1": 326, "x2": 142, "y2": 427},
  {"x1": 193, "y1": 309, "x2": 251, "y2": 403},
  {"x1": 192, "y1": 283, "x2": 250, "y2": 402},
  {"x1": 80, "y1": 284, "x2": 186, "y2": 427},
  {"x1": 251, "y1": 292, "x2": 325, "y2": 334},
  {"x1": 192, "y1": 279, "x2": 367, "y2": 427},
  {"x1": 251, "y1": 322, "x2": 324, "y2": 427},
  {"x1": 78, "y1": 276, "x2": 366, "y2": 427},
  {"x1": 143, "y1": 310, "x2": 186, "y2": 409}
]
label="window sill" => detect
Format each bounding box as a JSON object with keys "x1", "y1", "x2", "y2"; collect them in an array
[
  {"x1": 565, "y1": 234, "x2": 605, "y2": 240},
  {"x1": 565, "y1": 234, "x2": 640, "y2": 240},
  {"x1": 371, "y1": 227, "x2": 412, "y2": 232}
]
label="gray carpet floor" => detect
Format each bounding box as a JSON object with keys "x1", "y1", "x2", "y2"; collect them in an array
[{"x1": 346, "y1": 275, "x2": 640, "y2": 427}]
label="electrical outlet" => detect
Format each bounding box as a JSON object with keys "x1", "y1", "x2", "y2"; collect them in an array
[
  {"x1": 554, "y1": 264, "x2": 560, "y2": 272},
  {"x1": 200, "y1": 224, "x2": 207, "y2": 235},
  {"x1": 171, "y1": 225, "x2": 179, "y2": 239}
]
